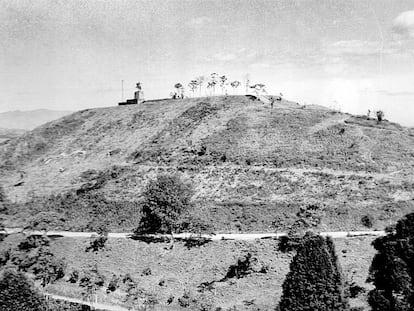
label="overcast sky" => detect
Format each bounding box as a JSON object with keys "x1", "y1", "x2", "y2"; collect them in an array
[{"x1": 1, "y1": 0, "x2": 414, "y2": 126}]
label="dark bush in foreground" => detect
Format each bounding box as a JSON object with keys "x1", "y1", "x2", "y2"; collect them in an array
[
  {"x1": 135, "y1": 174, "x2": 193, "y2": 234},
  {"x1": 279, "y1": 233, "x2": 349, "y2": 311},
  {"x1": 0, "y1": 269, "x2": 46, "y2": 311},
  {"x1": 367, "y1": 212, "x2": 414, "y2": 311},
  {"x1": 9, "y1": 236, "x2": 65, "y2": 287},
  {"x1": 361, "y1": 214, "x2": 374, "y2": 228}
]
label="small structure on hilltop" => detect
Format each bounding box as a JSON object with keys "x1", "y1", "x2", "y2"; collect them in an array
[
  {"x1": 118, "y1": 82, "x2": 144, "y2": 106},
  {"x1": 171, "y1": 83, "x2": 184, "y2": 99}
]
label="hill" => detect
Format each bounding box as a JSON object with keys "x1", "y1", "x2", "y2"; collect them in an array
[
  {"x1": 0, "y1": 109, "x2": 73, "y2": 130},
  {"x1": 0, "y1": 128, "x2": 26, "y2": 144},
  {"x1": 0, "y1": 95, "x2": 413, "y2": 232}
]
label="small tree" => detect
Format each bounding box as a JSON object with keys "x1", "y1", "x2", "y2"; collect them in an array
[
  {"x1": 196, "y1": 76, "x2": 205, "y2": 96},
  {"x1": 188, "y1": 80, "x2": 198, "y2": 97},
  {"x1": 230, "y1": 81, "x2": 241, "y2": 94},
  {"x1": 210, "y1": 73, "x2": 219, "y2": 95},
  {"x1": 279, "y1": 233, "x2": 349, "y2": 311},
  {"x1": 207, "y1": 81, "x2": 215, "y2": 96},
  {"x1": 136, "y1": 174, "x2": 193, "y2": 234},
  {"x1": 367, "y1": 212, "x2": 414, "y2": 311},
  {"x1": 0, "y1": 269, "x2": 46, "y2": 311},
  {"x1": 250, "y1": 84, "x2": 267, "y2": 97},
  {"x1": 220, "y1": 75, "x2": 227, "y2": 95}
]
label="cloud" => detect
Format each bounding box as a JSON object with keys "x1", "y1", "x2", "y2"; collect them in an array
[
  {"x1": 185, "y1": 16, "x2": 212, "y2": 27},
  {"x1": 375, "y1": 90, "x2": 414, "y2": 97},
  {"x1": 324, "y1": 40, "x2": 386, "y2": 57},
  {"x1": 248, "y1": 62, "x2": 272, "y2": 70},
  {"x1": 202, "y1": 48, "x2": 258, "y2": 63},
  {"x1": 393, "y1": 10, "x2": 414, "y2": 38},
  {"x1": 212, "y1": 52, "x2": 237, "y2": 61}
]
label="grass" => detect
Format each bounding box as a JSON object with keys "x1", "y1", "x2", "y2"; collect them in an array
[{"x1": 39, "y1": 236, "x2": 376, "y2": 310}]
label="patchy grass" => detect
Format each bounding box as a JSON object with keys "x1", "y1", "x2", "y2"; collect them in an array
[{"x1": 33, "y1": 236, "x2": 377, "y2": 310}]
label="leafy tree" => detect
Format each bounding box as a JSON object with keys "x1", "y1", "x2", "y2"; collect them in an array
[
  {"x1": 230, "y1": 80, "x2": 241, "y2": 94},
  {"x1": 210, "y1": 73, "x2": 219, "y2": 95},
  {"x1": 196, "y1": 76, "x2": 205, "y2": 96},
  {"x1": 207, "y1": 81, "x2": 215, "y2": 96},
  {"x1": 0, "y1": 268, "x2": 46, "y2": 311},
  {"x1": 9, "y1": 236, "x2": 65, "y2": 287},
  {"x1": 220, "y1": 75, "x2": 227, "y2": 95},
  {"x1": 367, "y1": 212, "x2": 414, "y2": 311},
  {"x1": 250, "y1": 83, "x2": 267, "y2": 97},
  {"x1": 279, "y1": 233, "x2": 349, "y2": 311},
  {"x1": 135, "y1": 174, "x2": 193, "y2": 234},
  {"x1": 188, "y1": 80, "x2": 198, "y2": 97}
]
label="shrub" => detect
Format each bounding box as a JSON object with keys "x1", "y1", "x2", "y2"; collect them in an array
[
  {"x1": 0, "y1": 185, "x2": 8, "y2": 212},
  {"x1": 278, "y1": 233, "x2": 349, "y2": 311},
  {"x1": 24, "y1": 211, "x2": 66, "y2": 231},
  {"x1": 79, "y1": 265, "x2": 105, "y2": 300},
  {"x1": 367, "y1": 212, "x2": 414, "y2": 311},
  {"x1": 10, "y1": 236, "x2": 65, "y2": 287},
  {"x1": 223, "y1": 253, "x2": 254, "y2": 280},
  {"x1": 135, "y1": 174, "x2": 193, "y2": 234},
  {"x1": 67, "y1": 270, "x2": 79, "y2": 283},
  {"x1": 85, "y1": 234, "x2": 108, "y2": 253},
  {"x1": 0, "y1": 268, "x2": 46, "y2": 311},
  {"x1": 107, "y1": 274, "x2": 120, "y2": 293},
  {"x1": 278, "y1": 235, "x2": 302, "y2": 253},
  {"x1": 361, "y1": 214, "x2": 374, "y2": 228}
]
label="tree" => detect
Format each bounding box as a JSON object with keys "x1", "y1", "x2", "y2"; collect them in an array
[
  {"x1": 207, "y1": 81, "x2": 215, "y2": 96},
  {"x1": 196, "y1": 76, "x2": 205, "y2": 96},
  {"x1": 0, "y1": 269, "x2": 46, "y2": 311},
  {"x1": 367, "y1": 212, "x2": 414, "y2": 311},
  {"x1": 135, "y1": 174, "x2": 193, "y2": 234},
  {"x1": 210, "y1": 73, "x2": 219, "y2": 95},
  {"x1": 219, "y1": 75, "x2": 227, "y2": 95},
  {"x1": 250, "y1": 84, "x2": 267, "y2": 97},
  {"x1": 279, "y1": 233, "x2": 349, "y2": 311},
  {"x1": 188, "y1": 80, "x2": 198, "y2": 97},
  {"x1": 230, "y1": 80, "x2": 241, "y2": 94}
]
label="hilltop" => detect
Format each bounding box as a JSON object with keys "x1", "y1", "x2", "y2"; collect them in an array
[
  {"x1": 0, "y1": 95, "x2": 413, "y2": 232},
  {"x1": 0, "y1": 109, "x2": 73, "y2": 130}
]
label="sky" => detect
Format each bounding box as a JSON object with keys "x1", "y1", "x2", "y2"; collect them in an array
[{"x1": 1, "y1": 0, "x2": 414, "y2": 126}]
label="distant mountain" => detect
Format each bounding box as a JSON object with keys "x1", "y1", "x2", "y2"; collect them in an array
[{"x1": 0, "y1": 109, "x2": 73, "y2": 130}]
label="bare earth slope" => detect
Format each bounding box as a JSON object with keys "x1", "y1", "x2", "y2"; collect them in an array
[{"x1": 1, "y1": 95, "x2": 413, "y2": 231}]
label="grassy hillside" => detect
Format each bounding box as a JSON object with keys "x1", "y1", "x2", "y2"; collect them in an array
[
  {"x1": 0, "y1": 95, "x2": 413, "y2": 232},
  {"x1": 0, "y1": 234, "x2": 376, "y2": 310},
  {"x1": 0, "y1": 128, "x2": 26, "y2": 144}
]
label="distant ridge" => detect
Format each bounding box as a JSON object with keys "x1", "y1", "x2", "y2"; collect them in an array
[{"x1": 0, "y1": 109, "x2": 73, "y2": 130}]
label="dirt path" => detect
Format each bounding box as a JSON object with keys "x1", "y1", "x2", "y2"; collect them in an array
[
  {"x1": 3, "y1": 228, "x2": 386, "y2": 239},
  {"x1": 45, "y1": 292, "x2": 130, "y2": 311}
]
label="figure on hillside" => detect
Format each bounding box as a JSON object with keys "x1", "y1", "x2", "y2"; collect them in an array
[
  {"x1": 376, "y1": 110, "x2": 384, "y2": 122},
  {"x1": 134, "y1": 82, "x2": 144, "y2": 103},
  {"x1": 367, "y1": 109, "x2": 372, "y2": 119}
]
